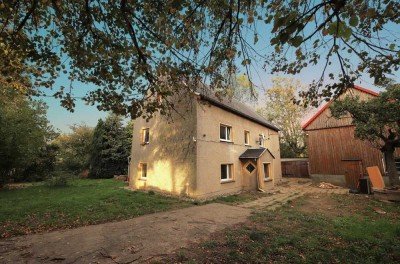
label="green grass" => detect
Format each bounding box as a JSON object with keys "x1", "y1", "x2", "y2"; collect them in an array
[
  {"x1": 212, "y1": 193, "x2": 258, "y2": 204},
  {"x1": 163, "y1": 194, "x2": 400, "y2": 263},
  {"x1": 0, "y1": 179, "x2": 191, "y2": 238},
  {"x1": 199, "y1": 240, "x2": 219, "y2": 249}
]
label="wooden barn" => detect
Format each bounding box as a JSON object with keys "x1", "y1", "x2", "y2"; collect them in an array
[{"x1": 302, "y1": 85, "x2": 400, "y2": 188}]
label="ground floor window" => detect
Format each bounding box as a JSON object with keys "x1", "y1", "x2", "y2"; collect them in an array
[
  {"x1": 263, "y1": 163, "x2": 271, "y2": 181},
  {"x1": 221, "y1": 164, "x2": 233, "y2": 182},
  {"x1": 139, "y1": 163, "x2": 147, "y2": 179}
]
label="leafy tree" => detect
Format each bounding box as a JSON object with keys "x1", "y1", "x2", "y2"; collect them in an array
[
  {"x1": 264, "y1": 0, "x2": 400, "y2": 106},
  {"x1": 21, "y1": 143, "x2": 60, "y2": 182},
  {"x1": 224, "y1": 74, "x2": 258, "y2": 104},
  {"x1": 89, "y1": 114, "x2": 132, "y2": 178},
  {"x1": 330, "y1": 83, "x2": 400, "y2": 186},
  {"x1": 53, "y1": 124, "x2": 94, "y2": 174},
  {"x1": 2, "y1": 1, "x2": 398, "y2": 117},
  {"x1": 89, "y1": 119, "x2": 106, "y2": 178},
  {"x1": 258, "y1": 77, "x2": 309, "y2": 158},
  {"x1": 279, "y1": 143, "x2": 300, "y2": 159},
  {"x1": 0, "y1": 92, "x2": 54, "y2": 185},
  {"x1": 0, "y1": 37, "x2": 43, "y2": 100}
]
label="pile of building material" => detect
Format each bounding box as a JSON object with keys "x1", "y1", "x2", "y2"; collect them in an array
[
  {"x1": 113, "y1": 175, "x2": 128, "y2": 181},
  {"x1": 367, "y1": 166, "x2": 400, "y2": 201},
  {"x1": 318, "y1": 182, "x2": 339, "y2": 189}
]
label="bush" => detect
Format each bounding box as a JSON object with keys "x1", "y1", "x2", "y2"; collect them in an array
[{"x1": 45, "y1": 171, "x2": 71, "y2": 187}]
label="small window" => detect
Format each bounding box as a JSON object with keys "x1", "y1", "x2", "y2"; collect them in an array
[
  {"x1": 263, "y1": 163, "x2": 271, "y2": 181},
  {"x1": 244, "y1": 130, "x2": 250, "y2": 145},
  {"x1": 259, "y1": 134, "x2": 264, "y2": 147},
  {"x1": 220, "y1": 124, "x2": 232, "y2": 142},
  {"x1": 221, "y1": 164, "x2": 233, "y2": 182},
  {"x1": 245, "y1": 162, "x2": 256, "y2": 173},
  {"x1": 139, "y1": 163, "x2": 147, "y2": 179},
  {"x1": 141, "y1": 128, "x2": 150, "y2": 144}
]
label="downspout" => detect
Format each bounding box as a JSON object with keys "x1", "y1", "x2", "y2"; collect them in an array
[
  {"x1": 256, "y1": 158, "x2": 265, "y2": 192},
  {"x1": 127, "y1": 156, "x2": 131, "y2": 183}
]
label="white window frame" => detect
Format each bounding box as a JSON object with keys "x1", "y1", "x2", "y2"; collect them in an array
[
  {"x1": 141, "y1": 128, "x2": 150, "y2": 145},
  {"x1": 220, "y1": 124, "x2": 232, "y2": 142},
  {"x1": 220, "y1": 164, "x2": 234, "y2": 182},
  {"x1": 139, "y1": 163, "x2": 147, "y2": 179},
  {"x1": 263, "y1": 162, "x2": 272, "y2": 181},
  {"x1": 259, "y1": 134, "x2": 265, "y2": 147},
  {"x1": 244, "y1": 130, "x2": 250, "y2": 146}
]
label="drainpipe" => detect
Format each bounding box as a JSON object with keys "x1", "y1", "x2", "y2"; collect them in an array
[
  {"x1": 257, "y1": 158, "x2": 265, "y2": 192},
  {"x1": 127, "y1": 156, "x2": 131, "y2": 183},
  {"x1": 257, "y1": 171, "x2": 265, "y2": 192}
]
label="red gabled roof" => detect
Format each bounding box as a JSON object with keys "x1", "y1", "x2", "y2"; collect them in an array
[
  {"x1": 353, "y1": 85, "x2": 379, "y2": 96},
  {"x1": 301, "y1": 100, "x2": 334, "y2": 129},
  {"x1": 302, "y1": 85, "x2": 379, "y2": 130}
]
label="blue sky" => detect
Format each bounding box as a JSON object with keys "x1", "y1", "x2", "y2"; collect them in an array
[
  {"x1": 45, "y1": 96, "x2": 107, "y2": 132},
  {"x1": 42, "y1": 74, "x2": 108, "y2": 132},
  {"x1": 43, "y1": 65, "x2": 383, "y2": 133},
  {"x1": 41, "y1": 12, "x2": 399, "y2": 133}
]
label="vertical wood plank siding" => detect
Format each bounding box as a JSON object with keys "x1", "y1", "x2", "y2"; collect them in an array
[
  {"x1": 304, "y1": 87, "x2": 400, "y2": 176},
  {"x1": 395, "y1": 148, "x2": 400, "y2": 157},
  {"x1": 281, "y1": 160, "x2": 309, "y2": 177},
  {"x1": 305, "y1": 89, "x2": 374, "y2": 130},
  {"x1": 306, "y1": 126, "x2": 384, "y2": 175}
]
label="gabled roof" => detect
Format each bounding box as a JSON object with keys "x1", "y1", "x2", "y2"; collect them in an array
[
  {"x1": 239, "y1": 148, "x2": 275, "y2": 159},
  {"x1": 352, "y1": 85, "x2": 379, "y2": 97},
  {"x1": 193, "y1": 87, "x2": 280, "y2": 131},
  {"x1": 302, "y1": 85, "x2": 379, "y2": 130}
]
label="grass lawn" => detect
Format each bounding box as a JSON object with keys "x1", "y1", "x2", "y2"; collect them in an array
[
  {"x1": 212, "y1": 192, "x2": 260, "y2": 205},
  {"x1": 0, "y1": 179, "x2": 191, "y2": 238},
  {"x1": 160, "y1": 194, "x2": 400, "y2": 264}
]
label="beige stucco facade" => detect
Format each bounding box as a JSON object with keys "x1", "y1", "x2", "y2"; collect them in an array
[
  {"x1": 129, "y1": 94, "x2": 282, "y2": 199},
  {"x1": 194, "y1": 101, "x2": 281, "y2": 198},
  {"x1": 129, "y1": 97, "x2": 197, "y2": 196}
]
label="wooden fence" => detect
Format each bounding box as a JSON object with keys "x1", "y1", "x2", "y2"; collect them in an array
[{"x1": 281, "y1": 159, "x2": 309, "y2": 178}]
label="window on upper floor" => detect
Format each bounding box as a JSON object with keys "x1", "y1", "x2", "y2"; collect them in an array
[
  {"x1": 244, "y1": 130, "x2": 250, "y2": 145},
  {"x1": 221, "y1": 164, "x2": 233, "y2": 182},
  {"x1": 141, "y1": 128, "x2": 150, "y2": 145},
  {"x1": 259, "y1": 134, "x2": 265, "y2": 147},
  {"x1": 220, "y1": 124, "x2": 232, "y2": 142}
]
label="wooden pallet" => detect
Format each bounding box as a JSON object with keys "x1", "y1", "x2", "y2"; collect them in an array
[{"x1": 373, "y1": 188, "x2": 400, "y2": 202}]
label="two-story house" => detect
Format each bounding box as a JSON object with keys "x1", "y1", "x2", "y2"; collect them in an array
[{"x1": 129, "y1": 89, "x2": 282, "y2": 199}]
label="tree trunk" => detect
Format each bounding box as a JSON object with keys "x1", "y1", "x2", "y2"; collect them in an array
[{"x1": 384, "y1": 150, "x2": 400, "y2": 186}]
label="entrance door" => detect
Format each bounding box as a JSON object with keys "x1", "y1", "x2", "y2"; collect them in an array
[
  {"x1": 242, "y1": 161, "x2": 257, "y2": 189},
  {"x1": 343, "y1": 160, "x2": 362, "y2": 189}
]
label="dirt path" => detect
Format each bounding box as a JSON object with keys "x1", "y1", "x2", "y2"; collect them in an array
[
  {"x1": 0, "y1": 203, "x2": 251, "y2": 264},
  {"x1": 0, "y1": 179, "x2": 347, "y2": 263}
]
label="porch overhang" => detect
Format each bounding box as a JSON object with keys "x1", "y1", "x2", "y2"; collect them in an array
[
  {"x1": 239, "y1": 148, "x2": 275, "y2": 159},
  {"x1": 239, "y1": 148, "x2": 276, "y2": 193}
]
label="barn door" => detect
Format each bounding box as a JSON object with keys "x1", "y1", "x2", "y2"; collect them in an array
[{"x1": 343, "y1": 160, "x2": 362, "y2": 189}]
